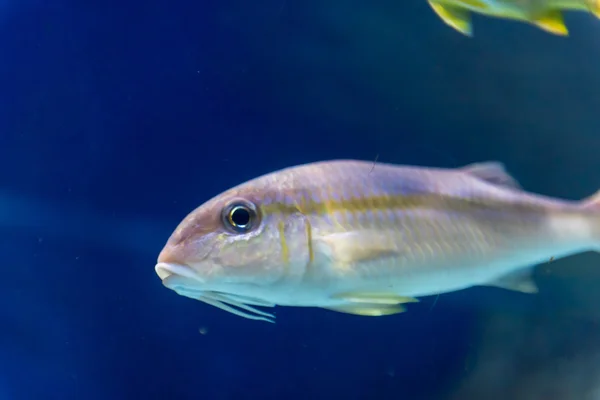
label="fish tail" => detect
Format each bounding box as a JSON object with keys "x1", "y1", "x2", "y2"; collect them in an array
[
  {"x1": 581, "y1": 190, "x2": 600, "y2": 211},
  {"x1": 580, "y1": 189, "x2": 600, "y2": 249}
]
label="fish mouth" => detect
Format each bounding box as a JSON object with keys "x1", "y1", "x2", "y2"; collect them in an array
[
  {"x1": 155, "y1": 262, "x2": 207, "y2": 296},
  {"x1": 154, "y1": 262, "x2": 276, "y2": 323},
  {"x1": 155, "y1": 262, "x2": 201, "y2": 282}
]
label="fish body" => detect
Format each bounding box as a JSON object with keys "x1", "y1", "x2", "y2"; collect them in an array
[
  {"x1": 155, "y1": 160, "x2": 600, "y2": 322},
  {"x1": 427, "y1": 0, "x2": 600, "y2": 36}
]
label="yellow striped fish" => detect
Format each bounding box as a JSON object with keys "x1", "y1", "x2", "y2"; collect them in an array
[
  {"x1": 428, "y1": 0, "x2": 600, "y2": 36},
  {"x1": 155, "y1": 160, "x2": 600, "y2": 323}
]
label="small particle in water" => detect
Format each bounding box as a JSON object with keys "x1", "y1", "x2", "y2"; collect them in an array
[
  {"x1": 199, "y1": 327, "x2": 208, "y2": 335},
  {"x1": 386, "y1": 366, "x2": 395, "y2": 377}
]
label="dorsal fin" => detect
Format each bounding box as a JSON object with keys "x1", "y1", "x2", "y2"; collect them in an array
[{"x1": 460, "y1": 161, "x2": 522, "y2": 190}]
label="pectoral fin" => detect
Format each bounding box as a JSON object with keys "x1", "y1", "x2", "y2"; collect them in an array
[
  {"x1": 533, "y1": 10, "x2": 568, "y2": 36},
  {"x1": 484, "y1": 269, "x2": 539, "y2": 294},
  {"x1": 315, "y1": 231, "x2": 404, "y2": 267},
  {"x1": 428, "y1": 1, "x2": 472, "y2": 36}
]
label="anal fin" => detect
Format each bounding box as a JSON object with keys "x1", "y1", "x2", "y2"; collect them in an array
[
  {"x1": 533, "y1": 10, "x2": 569, "y2": 36},
  {"x1": 428, "y1": 1, "x2": 473, "y2": 36},
  {"x1": 484, "y1": 269, "x2": 539, "y2": 294}
]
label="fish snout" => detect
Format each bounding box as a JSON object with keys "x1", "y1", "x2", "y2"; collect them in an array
[
  {"x1": 155, "y1": 242, "x2": 203, "y2": 283},
  {"x1": 157, "y1": 240, "x2": 186, "y2": 267}
]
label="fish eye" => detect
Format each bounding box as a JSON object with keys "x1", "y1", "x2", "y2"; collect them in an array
[{"x1": 222, "y1": 201, "x2": 258, "y2": 233}]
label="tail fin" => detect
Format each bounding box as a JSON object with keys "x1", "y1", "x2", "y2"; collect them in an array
[
  {"x1": 581, "y1": 190, "x2": 600, "y2": 249},
  {"x1": 581, "y1": 190, "x2": 600, "y2": 211}
]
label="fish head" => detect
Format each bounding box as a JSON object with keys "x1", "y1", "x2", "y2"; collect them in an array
[{"x1": 155, "y1": 177, "x2": 313, "y2": 321}]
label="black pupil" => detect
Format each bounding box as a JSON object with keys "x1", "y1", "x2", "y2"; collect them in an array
[{"x1": 230, "y1": 206, "x2": 251, "y2": 227}]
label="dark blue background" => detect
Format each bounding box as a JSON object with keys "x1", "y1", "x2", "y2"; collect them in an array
[{"x1": 3, "y1": 1, "x2": 600, "y2": 399}]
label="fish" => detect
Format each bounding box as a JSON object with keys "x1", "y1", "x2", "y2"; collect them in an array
[
  {"x1": 427, "y1": 0, "x2": 600, "y2": 36},
  {"x1": 154, "y1": 159, "x2": 600, "y2": 323}
]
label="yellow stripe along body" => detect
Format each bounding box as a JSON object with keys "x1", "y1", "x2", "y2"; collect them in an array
[{"x1": 247, "y1": 160, "x2": 580, "y2": 298}]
